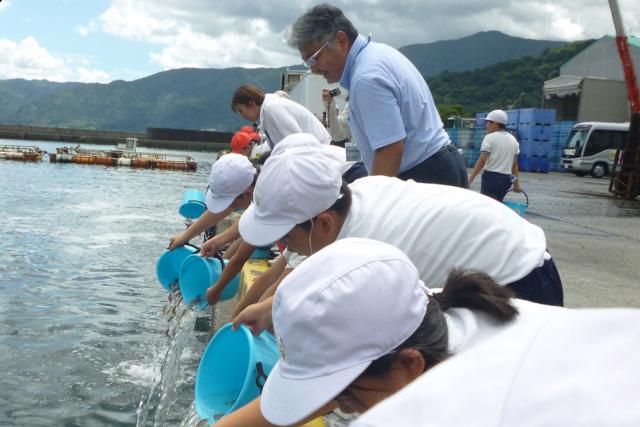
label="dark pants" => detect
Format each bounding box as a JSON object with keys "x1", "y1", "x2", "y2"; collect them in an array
[
  {"x1": 342, "y1": 161, "x2": 368, "y2": 183},
  {"x1": 481, "y1": 170, "x2": 512, "y2": 202},
  {"x1": 398, "y1": 144, "x2": 468, "y2": 188},
  {"x1": 506, "y1": 257, "x2": 564, "y2": 306}
]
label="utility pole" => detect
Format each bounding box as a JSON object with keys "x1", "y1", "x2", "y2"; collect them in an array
[{"x1": 608, "y1": 0, "x2": 640, "y2": 199}]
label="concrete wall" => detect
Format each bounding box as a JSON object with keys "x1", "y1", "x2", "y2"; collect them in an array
[{"x1": 578, "y1": 78, "x2": 630, "y2": 122}]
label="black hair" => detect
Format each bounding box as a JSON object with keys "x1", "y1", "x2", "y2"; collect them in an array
[
  {"x1": 359, "y1": 269, "x2": 518, "y2": 378},
  {"x1": 297, "y1": 180, "x2": 351, "y2": 231}
]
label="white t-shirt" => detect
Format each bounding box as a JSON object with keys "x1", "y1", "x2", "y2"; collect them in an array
[
  {"x1": 352, "y1": 307, "x2": 640, "y2": 427},
  {"x1": 337, "y1": 176, "x2": 547, "y2": 287},
  {"x1": 259, "y1": 94, "x2": 331, "y2": 147},
  {"x1": 480, "y1": 130, "x2": 520, "y2": 175}
]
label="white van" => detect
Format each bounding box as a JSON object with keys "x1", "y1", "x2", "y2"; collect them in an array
[{"x1": 562, "y1": 122, "x2": 629, "y2": 178}]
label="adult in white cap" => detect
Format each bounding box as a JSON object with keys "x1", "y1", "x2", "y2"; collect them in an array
[
  {"x1": 288, "y1": 4, "x2": 467, "y2": 187},
  {"x1": 231, "y1": 84, "x2": 331, "y2": 149},
  {"x1": 168, "y1": 153, "x2": 256, "y2": 251},
  {"x1": 353, "y1": 307, "x2": 640, "y2": 427},
  {"x1": 215, "y1": 237, "x2": 561, "y2": 427},
  {"x1": 237, "y1": 133, "x2": 563, "y2": 309},
  {"x1": 468, "y1": 109, "x2": 522, "y2": 202}
]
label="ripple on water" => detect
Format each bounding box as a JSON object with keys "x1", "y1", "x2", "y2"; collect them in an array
[{"x1": 1, "y1": 144, "x2": 212, "y2": 425}]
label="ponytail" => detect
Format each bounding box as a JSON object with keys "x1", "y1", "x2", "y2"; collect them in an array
[
  {"x1": 358, "y1": 269, "x2": 518, "y2": 380},
  {"x1": 432, "y1": 269, "x2": 518, "y2": 323}
]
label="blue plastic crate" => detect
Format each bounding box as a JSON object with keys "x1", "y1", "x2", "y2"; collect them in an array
[
  {"x1": 518, "y1": 108, "x2": 555, "y2": 126},
  {"x1": 475, "y1": 112, "x2": 488, "y2": 128},
  {"x1": 506, "y1": 110, "x2": 520, "y2": 130},
  {"x1": 536, "y1": 142, "x2": 551, "y2": 157},
  {"x1": 518, "y1": 124, "x2": 553, "y2": 141},
  {"x1": 519, "y1": 140, "x2": 536, "y2": 156},
  {"x1": 536, "y1": 156, "x2": 550, "y2": 173},
  {"x1": 518, "y1": 154, "x2": 533, "y2": 172}
]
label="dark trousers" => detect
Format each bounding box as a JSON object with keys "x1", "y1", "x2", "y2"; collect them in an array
[
  {"x1": 398, "y1": 144, "x2": 468, "y2": 188},
  {"x1": 342, "y1": 161, "x2": 368, "y2": 183},
  {"x1": 506, "y1": 257, "x2": 564, "y2": 306},
  {"x1": 481, "y1": 171, "x2": 512, "y2": 202}
]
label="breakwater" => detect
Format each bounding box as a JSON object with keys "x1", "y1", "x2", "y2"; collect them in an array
[{"x1": 0, "y1": 124, "x2": 231, "y2": 152}]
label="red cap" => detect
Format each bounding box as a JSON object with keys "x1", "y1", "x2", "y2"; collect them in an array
[
  {"x1": 231, "y1": 132, "x2": 252, "y2": 153},
  {"x1": 238, "y1": 126, "x2": 260, "y2": 143}
]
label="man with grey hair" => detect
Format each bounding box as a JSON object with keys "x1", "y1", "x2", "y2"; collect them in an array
[{"x1": 288, "y1": 4, "x2": 467, "y2": 187}]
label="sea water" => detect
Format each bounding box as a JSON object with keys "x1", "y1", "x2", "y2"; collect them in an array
[{"x1": 0, "y1": 140, "x2": 215, "y2": 426}]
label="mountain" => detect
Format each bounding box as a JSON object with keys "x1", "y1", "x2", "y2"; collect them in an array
[
  {"x1": 428, "y1": 39, "x2": 594, "y2": 115},
  {"x1": 400, "y1": 31, "x2": 566, "y2": 77},
  {"x1": 0, "y1": 68, "x2": 285, "y2": 132},
  {"x1": 0, "y1": 31, "x2": 578, "y2": 132}
]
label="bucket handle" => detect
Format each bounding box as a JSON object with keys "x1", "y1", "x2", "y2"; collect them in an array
[
  {"x1": 506, "y1": 189, "x2": 529, "y2": 207},
  {"x1": 187, "y1": 199, "x2": 206, "y2": 207},
  {"x1": 255, "y1": 362, "x2": 268, "y2": 392}
]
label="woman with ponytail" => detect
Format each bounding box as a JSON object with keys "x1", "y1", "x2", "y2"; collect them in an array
[{"x1": 216, "y1": 237, "x2": 562, "y2": 427}]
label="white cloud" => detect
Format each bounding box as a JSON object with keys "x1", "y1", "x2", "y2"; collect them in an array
[
  {"x1": 0, "y1": 0, "x2": 11, "y2": 12},
  {"x1": 76, "y1": 20, "x2": 99, "y2": 37},
  {"x1": 80, "y1": 0, "x2": 640, "y2": 73},
  {"x1": 0, "y1": 37, "x2": 111, "y2": 83}
]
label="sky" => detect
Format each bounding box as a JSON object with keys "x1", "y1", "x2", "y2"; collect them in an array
[{"x1": 0, "y1": 0, "x2": 639, "y2": 83}]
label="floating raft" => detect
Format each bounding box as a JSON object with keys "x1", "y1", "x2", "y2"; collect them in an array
[
  {"x1": 0, "y1": 144, "x2": 45, "y2": 161},
  {"x1": 49, "y1": 144, "x2": 197, "y2": 171}
]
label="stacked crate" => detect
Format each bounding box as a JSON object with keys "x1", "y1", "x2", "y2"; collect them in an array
[
  {"x1": 550, "y1": 121, "x2": 576, "y2": 171},
  {"x1": 446, "y1": 128, "x2": 478, "y2": 167},
  {"x1": 516, "y1": 109, "x2": 556, "y2": 173}
]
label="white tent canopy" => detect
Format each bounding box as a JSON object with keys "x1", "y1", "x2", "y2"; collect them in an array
[{"x1": 543, "y1": 75, "x2": 583, "y2": 98}]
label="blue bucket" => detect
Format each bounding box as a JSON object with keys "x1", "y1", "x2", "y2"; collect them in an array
[
  {"x1": 179, "y1": 189, "x2": 206, "y2": 219},
  {"x1": 179, "y1": 254, "x2": 241, "y2": 310},
  {"x1": 156, "y1": 244, "x2": 198, "y2": 292},
  {"x1": 503, "y1": 190, "x2": 529, "y2": 217},
  {"x1": 250, "y1": 247, "x2": 270, "y2": 259},
  {"x1": 195, "y1": 324, "x2": 279, "y2": 423}
]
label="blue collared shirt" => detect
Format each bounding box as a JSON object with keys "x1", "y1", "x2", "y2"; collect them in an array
[{"x1": 340, "y1": 35, "x2": 450, "y2": 173}]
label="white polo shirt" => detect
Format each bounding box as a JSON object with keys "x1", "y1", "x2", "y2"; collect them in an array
[
  {"x1": 352, "y1": 308, "x2": 640, "y2": 427},
  {"x1": 480, "y1": 131, "x2": 520, "y2": 175},
  {"x1": 259, "y1": 94, "x2": 331, "y2": 147},
  {"x1": 337, "y1": 176, "x2": 547, "y2": 287}
]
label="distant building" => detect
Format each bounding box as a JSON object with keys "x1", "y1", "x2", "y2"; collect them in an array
[
  {"x1": 281, "y1": 68, "x2": 347, "y2": 120},
  {"x1": 543, "y1": 36, "x2": 640, "y2": 122}
]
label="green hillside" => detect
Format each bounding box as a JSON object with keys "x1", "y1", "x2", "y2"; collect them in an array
[
  {"x1": 3, "y1": 68, "x2": 285, "y2": 131},
  {"x1": 429, "y1": 40, "x2": 595, "y2": 117},
  {"x1": 400, "y1": 31, "x2": 565, "y2": 77}
]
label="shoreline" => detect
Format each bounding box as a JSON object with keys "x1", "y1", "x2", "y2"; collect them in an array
[{"x1": 0, "y1": 124, "x2": 230, "y2": 152}]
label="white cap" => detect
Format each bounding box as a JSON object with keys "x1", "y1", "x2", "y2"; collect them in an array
[
  {"x1": 205, "y1": 153, "x2": 256, "y2": 214},
  {"x1": 239, "y1": 133, "x2": 344, "y2": 247},
  {"x1": 484, "y1": 109, "x2": 508, "y2": 124},
  {"x1": 352, "y1": 308, "x2": 640, "y2": 427},
  {"x1": 260, "y1": 237, "x2": 429, "y2": 426}
]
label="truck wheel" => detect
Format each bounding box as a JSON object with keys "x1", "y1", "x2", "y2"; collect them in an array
[{"x1": 590, "y1": 162, "x2": 608, "y2": 178}]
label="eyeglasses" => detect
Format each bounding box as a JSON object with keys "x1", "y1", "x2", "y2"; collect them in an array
[{"x1": 304, "y1": 37, "x2": 333, "y2": 67}]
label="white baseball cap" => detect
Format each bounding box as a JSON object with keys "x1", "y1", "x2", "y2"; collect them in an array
[
  {"x1": 352, "y1": 308, "x2": 640, "y2": 427},
  {"x1": 205, "y1": 153, "x2": 256, "y2": 214},
  {"x1": 484, "y1": 109, "x2": 508, "y2": 124},
  {"x1": 260, "y1": 237, "x2": 429, "y2": 426},
  {"x1": 239, "y1": 133, "x2": 345, "y2": 247}
]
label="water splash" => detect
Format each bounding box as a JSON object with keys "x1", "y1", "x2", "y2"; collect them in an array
[
  {"x1": 179, "y1": 402, "x2": 210, "y2": 427},
  {"x1": 136, "y1": 296, "x2": 199, "y2": 427}
]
